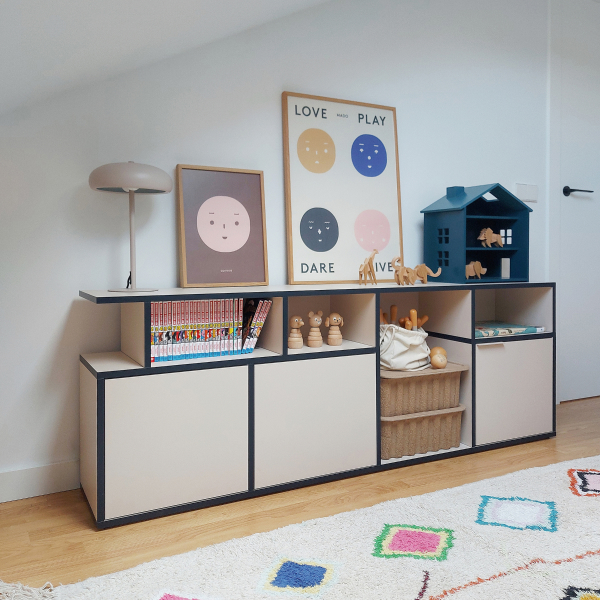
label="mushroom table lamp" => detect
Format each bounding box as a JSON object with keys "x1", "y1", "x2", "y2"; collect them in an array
[{"x1": 89, "y1": 161, "x2": 173, "y2": 292}]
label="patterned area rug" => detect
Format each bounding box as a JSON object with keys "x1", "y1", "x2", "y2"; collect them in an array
[{"x1": 3, "y1": 457, "x2": 599, "y2": 600}]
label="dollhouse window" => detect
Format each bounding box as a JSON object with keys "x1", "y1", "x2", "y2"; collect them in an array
[
  {"x1": 438, "y1": 250, "x2": 449, "y2": 267},
  {"x1": 438, "y1": 228, "x2": 450, "y2": 244},
  {"x1": 500, "y1": 229, "x2": 512, "y2": 245}
]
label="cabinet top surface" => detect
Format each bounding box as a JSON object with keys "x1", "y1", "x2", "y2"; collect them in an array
[{"x1": 80, "y1": 281, "x2": 555, "y2": 303}]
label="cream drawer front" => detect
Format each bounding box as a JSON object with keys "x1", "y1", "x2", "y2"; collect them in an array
[
  {"x1": 254, "y1": 354, "x2": 377, "y2": 489},
  {"x1": 104, "y1": 367, "x2": 248, "y2": 519},
  {"x1": 475, "y1": 338, "x2": 553, "y2": 445}
]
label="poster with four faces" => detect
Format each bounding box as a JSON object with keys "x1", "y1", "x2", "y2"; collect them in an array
[{"x1": 283, "y1": 92, "x2": 403, "y2": 284}]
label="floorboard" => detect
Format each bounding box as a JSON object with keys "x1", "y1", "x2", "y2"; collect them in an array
[{"x1": 0, "y1": 397, "x2": 598, "y2": 588}]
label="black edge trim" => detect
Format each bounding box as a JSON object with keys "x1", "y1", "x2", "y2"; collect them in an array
[
  {"x1": 471, "y1": 289, "x2": 476, "y2": 446},
  {"x1": 375, "y1": 292, "x2": 381, "y2": 465},
  {"x1": 80, "y1": 355, "x2": 98, "y2": 378},
  {"x1": 93, "y1": 431, "x2": 556, "y2": 529},
  {"x1": 552, "y1": 286, "x2": 557, "y2": 432},
  {"x1": 95, "y1": 347, "x2": 376, "y2": 379},
  {"x1": 248, "y1": 364, "x2": 255, "y2": 492},
  {"x1": 282, "y1": 298, "x2": 289, "y2": 357},
  {"x1": 80, "y1": 282, "x2": 557, "y2": 305},
  {"x1": 424, "y1": 331, "x2": 472, "y2": 344},
  {"x1": 97, "y1": 379, "x2": 105, "y2": 522},
  {"x1": 144, "y1": 302, "x2": 151, "y2": 368}
]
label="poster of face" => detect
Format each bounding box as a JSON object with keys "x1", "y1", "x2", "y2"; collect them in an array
[
  {"x1": 177, "y1": 165, "x2": 268, "y2": 287},
  {"x1": 282, "y1": 92, "x2": 403, "y2": 284}
]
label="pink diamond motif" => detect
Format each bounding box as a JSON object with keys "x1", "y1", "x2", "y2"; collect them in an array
[{"x1": 389, "y1": 529, "x2": 441, "y2": 553}]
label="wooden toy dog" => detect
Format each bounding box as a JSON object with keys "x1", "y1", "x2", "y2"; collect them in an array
[
  {"x1": 307, "y1": 310, "x2": 324, "y2": 347},
  {"x1": 478, "y1": 227, "x2": 504, "y2": 248},
  {"x1": 466, "y1": 260, "x2": 487, "y2": 279},
  {"x1": 325, "y1": 312, "x2": 344, "y2": 346},
  {"x1": 288, "y1": 315, "x2": 304, "y2": 349}
]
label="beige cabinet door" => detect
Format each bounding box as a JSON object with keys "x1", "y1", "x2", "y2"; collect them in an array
[
  {"x1": 475, "y1": 339, "x2": 553, "y2": 445},
  {"x1": 254, "y1": 354, "x2": 377, "y2": 489},
  {"x1": 104, "y1": 367, "x2": 248, "y2": 519}
]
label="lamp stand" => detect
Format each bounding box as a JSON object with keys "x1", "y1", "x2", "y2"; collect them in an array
[{"x1": 108, "y1": 190, "x2": 158, "y2": 293}]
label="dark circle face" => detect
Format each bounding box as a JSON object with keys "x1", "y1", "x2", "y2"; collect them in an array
[
  {"x1": 351, "y1": 134, "x2": 387, "y2": 177},
  {"x1": 300, "y1": 207, "x2": 339, "y2": 252}
]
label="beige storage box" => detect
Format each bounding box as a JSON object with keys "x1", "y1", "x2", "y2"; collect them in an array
[{"x1": 380, "y1": 363, "x2": 468, "y2": 459}]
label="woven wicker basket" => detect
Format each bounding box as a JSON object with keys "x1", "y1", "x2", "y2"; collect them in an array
[{"x1": 380, "y1": 363, "x2": 469, "y2": 459}]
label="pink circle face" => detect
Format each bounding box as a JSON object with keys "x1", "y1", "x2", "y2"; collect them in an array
[
  {"x1": 354, "y1": 210, "x2": 391, "y2": 251},
  {"x1": 197, "y1": 196, "x2": 251, "y2": 253}
]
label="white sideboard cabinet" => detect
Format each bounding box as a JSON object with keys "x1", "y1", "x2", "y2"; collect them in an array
[{"x1": 79, "y1": 282, "x2": 555, "y2": 528}]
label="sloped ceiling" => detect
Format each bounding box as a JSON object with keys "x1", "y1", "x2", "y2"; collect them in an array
[{"x1": 0, "y1": 0, "x2": 330, "y2": 115}]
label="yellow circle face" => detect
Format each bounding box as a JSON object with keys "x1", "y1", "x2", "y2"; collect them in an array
[{"x1": 297, "y1": 128, "x2": 336, "y2": 173}]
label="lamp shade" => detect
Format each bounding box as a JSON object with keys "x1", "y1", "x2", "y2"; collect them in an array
[{"x1": 89, "y1": 161, "x2": 172, "y2": 194}]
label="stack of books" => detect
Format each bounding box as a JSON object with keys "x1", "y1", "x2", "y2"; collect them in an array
[{"x1": 150, "y1": 298, "x2": 272, "y2": 363}]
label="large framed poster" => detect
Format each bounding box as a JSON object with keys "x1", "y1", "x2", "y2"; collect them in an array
[
  {"x1": 283, "y1": 91, "x2": 403, "y2": 284},
  {"x1": 177, "y1": 165, "x2": 268, "y2": 287}
]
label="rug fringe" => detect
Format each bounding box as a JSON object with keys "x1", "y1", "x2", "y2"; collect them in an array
[{"x1": 0, "y1": 580, "x2": 55, "y2": 600}]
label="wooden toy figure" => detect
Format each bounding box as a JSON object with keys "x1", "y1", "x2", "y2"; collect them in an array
[
  {"x1": 430, "y1": 346, "x2": 447, "y2": 369},
  {"x1": 325, "y1": 312, "x2": 344, "y2": 346},
  {"x1": 466, "y1": 260, "x2": 487, "y2": 279},
  {"x1": 359, "y1": 249, "x2": 378, "y2": 285},
  {"x1": 307, "y1": 310, "x2": 324, "y2": 347},
  {"x1": 287, "y1": 315, "x2": 304, "y2": 349},
  {"x1": 413, "y1": 264, "x2": 442, "y2": 284},
  {"x1": 478, "y1": 227, "x2": 504, "y2": 248}
]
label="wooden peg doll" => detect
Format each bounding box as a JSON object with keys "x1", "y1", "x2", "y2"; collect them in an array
[
  {"x1": 288, "y1": 315, "x2": 304, "y2": 349},
  {"x1": 307, "y1": 310, "x2": 324, "y2": 348},
  {"x1": 325, "y1": 312, "x2": 344, "y2": 346}
]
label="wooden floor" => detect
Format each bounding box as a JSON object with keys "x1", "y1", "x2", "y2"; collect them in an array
[{"x1": 0, "y1": 397, "x2": 598, "y2": 588}]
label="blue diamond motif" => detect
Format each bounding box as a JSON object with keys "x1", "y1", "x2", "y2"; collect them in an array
[{"x1": 270, "y1": 561, "x2": 326, "y2": 589}]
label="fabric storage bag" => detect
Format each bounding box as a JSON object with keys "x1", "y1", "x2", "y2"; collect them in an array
[{"x1": 379, "y1": 323, "x2": 430, "y2": 371}]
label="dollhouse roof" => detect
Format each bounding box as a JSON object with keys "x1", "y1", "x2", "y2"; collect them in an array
[{"x1": 421, "y1": 183, "x2": 533, "y2": 213}]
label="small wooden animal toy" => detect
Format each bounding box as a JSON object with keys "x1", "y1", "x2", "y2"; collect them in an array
[
  {"x1": 430, "y1": 346, "x2": 447, "y2": 369},
  {"x1": 325, "y1": 312, "x2": 344, "y2": 346},
  {"x1": 413, "y1": 263, "x2": 442, "y2": 284},
  {"x1": 287, "y1": 315, "x2": 304, "y2": 349},
  {"x1": 307, "y1": 310, "x2": 324, "y2": 347},
  {"x1": 478, "y1": 227, "x2": 504, "y2": 248},
  {"x1": 465, "y1": 260, "x2": 487, "y2": 279},
  {"x1": 391, "y1": 257, "x2": 416, "y2": 285},
  {"x1": 359, "y1": 249, "x2": 379, "y2": 285}
]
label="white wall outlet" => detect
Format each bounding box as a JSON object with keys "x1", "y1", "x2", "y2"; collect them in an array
[{"x1": 515, "y1": 183, "x2": 538, "y2": 202}]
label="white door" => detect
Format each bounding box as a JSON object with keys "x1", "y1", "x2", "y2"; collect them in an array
[{"x1": 549, "y1": 0, "x2": 600, "y2": 401}]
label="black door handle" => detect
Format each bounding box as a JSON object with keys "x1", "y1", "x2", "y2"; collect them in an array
[{"x1": 563, "y1": 186, "x2": 594, "y2": 196}]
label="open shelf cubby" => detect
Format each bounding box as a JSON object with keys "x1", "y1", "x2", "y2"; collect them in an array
[
  {"x1": 474, "y1": 286, "x2": 554, "y2": 336},
  {"x1": 286, "y1": 292, "x2": 376, "y2": 354}
]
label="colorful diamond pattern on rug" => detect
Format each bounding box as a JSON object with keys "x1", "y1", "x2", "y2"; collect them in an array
[
  {"x1": 373, "y1": 524, "x2": 454, "y2": 560},
  {"x1": 561, "y1": 586, "x2": 601, "y2": 600},
  {"x1": 568, "y1": 468, "x2": 600, "y2": 497},
  {"x1": 476, "y1": 495, "x2": 558, "y2": 531},
  {"x1": 264, "y1": 559, "x2": 334, "y2": 594}
]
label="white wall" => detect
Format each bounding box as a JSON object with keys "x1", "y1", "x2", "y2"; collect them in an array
[{"x1": 0, "y1": 0, "x2": 551, "y2": 499}]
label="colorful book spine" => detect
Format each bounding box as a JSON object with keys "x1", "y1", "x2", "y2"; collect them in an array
[
  {"x1": 251, "y1": 300, "x2": 272, "y2": 351},
  {"x1": 167, "y1": 301, "x2": 173, "y2": 361},
  {"x1": 243, "y1": 300, "x2": 264, "y2": 354},
  {"x1": 184, "y1": 300, "x2": 190, "y2": 360},
  {"x1": 237, "y1": 298, "x2": 243, "y2": 354},
  {"x1": 150, "y1": 302, "x2": 156, "y2": 363},
  {"x1": 210, "y1": 300, "x2": 217, "y2": 357}
]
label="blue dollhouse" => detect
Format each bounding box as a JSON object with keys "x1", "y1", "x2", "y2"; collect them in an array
[{"x1": 421, "y1": 183, "x2": 532, "y2": 283}]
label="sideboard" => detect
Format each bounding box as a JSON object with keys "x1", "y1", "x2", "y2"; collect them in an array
[{"x1": 79, "y1": 281, "x2": 555, "y2": 528}]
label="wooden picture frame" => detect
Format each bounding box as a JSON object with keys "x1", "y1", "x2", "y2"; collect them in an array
[
  {"x1": 282, "y1": 91, "x2": 403, "y2": 285},
  {"x1": 177, "y1": 165, "x2": 269, "y2": 287}
]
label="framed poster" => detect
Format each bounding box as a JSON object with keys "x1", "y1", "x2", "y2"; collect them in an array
[
  {"x1": 282, "y1": 91, "x2": 403, "y2": 284},
  {"x1": 177, "y1": 165, "x2": 268, "y2": 287}
]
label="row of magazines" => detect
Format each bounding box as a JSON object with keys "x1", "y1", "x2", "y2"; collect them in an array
[{"x1": 151, "y1": 298, "x2": 272, "y2": 362}]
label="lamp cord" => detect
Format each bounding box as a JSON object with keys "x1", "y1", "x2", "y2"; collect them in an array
[{"x1": 126, "y1": 272, "x2": 132, "y2": 289}]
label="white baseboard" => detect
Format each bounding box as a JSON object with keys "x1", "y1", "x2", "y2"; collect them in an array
[{"x1": 0, "y1": 460, "x2": 80, "y2": 503}]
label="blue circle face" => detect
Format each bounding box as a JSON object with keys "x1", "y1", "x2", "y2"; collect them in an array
[
  {"x1": 300, "y1": 208, "x2": 339, "y2": 252},
  {"x1": 351, "y1": 134, "x2": 387, "y2": 177}
]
